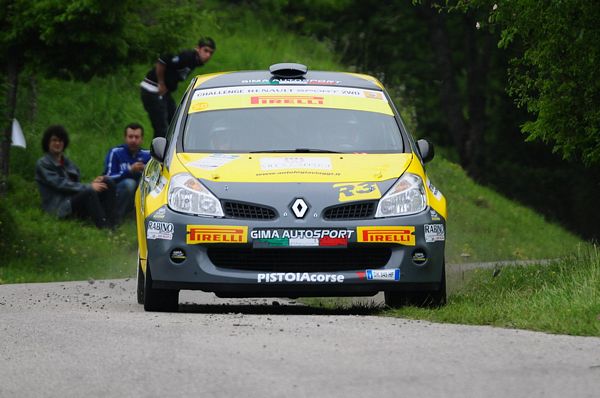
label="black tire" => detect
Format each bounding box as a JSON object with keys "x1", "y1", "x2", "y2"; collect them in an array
[
  {"x1": 143, "y1": 262, "x2": 179, "y2": 312},
  {"x1": 136, "y1": 257, "x2": 144, "y2": 305},
  {"x1": 385, "y1": 265, "x2": 447, "y2": 308}
]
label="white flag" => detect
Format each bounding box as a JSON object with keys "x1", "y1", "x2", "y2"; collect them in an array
[{"x1": 11, "y1": 119, "x2": 26, "y2": 148}]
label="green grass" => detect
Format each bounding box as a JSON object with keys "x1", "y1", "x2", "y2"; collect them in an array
[
  {"x1": 426, "y1": 155, "x2": 586, "y2": 263},
  {"x1": 0, "y1": 174, "x2": 137, "y2": 283},
  {"x1": 386, "y1": 246, "x2": 600, "y2": 336}
]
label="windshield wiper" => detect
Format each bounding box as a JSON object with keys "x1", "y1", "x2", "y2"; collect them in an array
[{"x1": 250, "y1": 148, "x2": 341, "y2": 153}]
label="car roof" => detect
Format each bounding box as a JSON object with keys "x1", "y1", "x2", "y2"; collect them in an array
[{"x1": 194, "y1": 69, "x2": 385, "y2": 91}]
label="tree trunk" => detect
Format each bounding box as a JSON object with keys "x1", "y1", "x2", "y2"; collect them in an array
[
  {"x1": 421, "y1": 2, "x2": 470, "y2": 166},
  {"x1": 463, "y1": 14, "x2": 492, "y2": 181},
  {"x1": 0, "y1": 54, "x2": 20, "y2": 195},
  {"x1": 29, "y1": 74, "x2": 37, "y2": 121}
]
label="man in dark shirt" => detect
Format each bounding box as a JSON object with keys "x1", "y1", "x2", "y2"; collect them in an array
[
  {"x1": 35, "y1": 125, "x2": 116, "y2": 229},
  {"x1": 140, "y1": 37, "x2": 216, "y2": 138}
]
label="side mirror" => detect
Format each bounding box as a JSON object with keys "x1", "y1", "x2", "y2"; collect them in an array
[
  {"x1": 150, "y1": 137, "x2": 167, "y2": 163},
  {"x1": 416, "y1": 139, "x2": 435, "y2": 163}
]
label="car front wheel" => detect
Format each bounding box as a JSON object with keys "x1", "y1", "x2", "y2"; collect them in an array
[
  {"x1": 143, "y1": 261, "x2": 179, "y2": 312},
  {"x1": 384, "y1": 265, "x2": 446, "y2": 308},
  {"x1": 136, "y1": 257, "x2": 144, "y2": 304}
]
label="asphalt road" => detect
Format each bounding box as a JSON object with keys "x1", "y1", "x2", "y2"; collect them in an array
[{"x1": 1, "y1": 278, "x2": 599, "y2": 398}]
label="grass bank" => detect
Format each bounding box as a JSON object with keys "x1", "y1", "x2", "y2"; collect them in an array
[{"x1": 388, "y1": 246, "x2": 600, "y2": 336}]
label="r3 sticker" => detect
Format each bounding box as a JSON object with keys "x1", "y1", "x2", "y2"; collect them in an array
[{"x1": 333, "y1": 182, "x2": 381, "y2": 202}]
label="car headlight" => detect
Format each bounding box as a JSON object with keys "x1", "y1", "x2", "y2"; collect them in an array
[
  {"x1": 167, "y1": 173, "x2": 224, "y2": 217},
  {"x1": 375, "y1": 173, "x2": 427, "y2": 217}
]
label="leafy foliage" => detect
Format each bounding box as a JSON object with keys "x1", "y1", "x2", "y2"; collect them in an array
[
  {"x1": 0, "y1": 0, "x2": 198, "y2": 79},
  {"x1": 469, "y1": 0, "x2": 600, "y2": 165}
]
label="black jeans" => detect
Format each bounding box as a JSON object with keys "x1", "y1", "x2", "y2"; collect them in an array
[
  {"x1": 140, "y1": 88, "x2": 176, "y2": 139},
  {"x1": 70, "y1": 180, "x2": 117, "y2": 228}
]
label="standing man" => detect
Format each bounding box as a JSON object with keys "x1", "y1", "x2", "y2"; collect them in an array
[
  {"x1": 103, "y1": 123, "x2": 151, "y2": 222},
  {"x1": 140, "y1": 37, "x2": 216, "y2": 138},
  {"x1": 36, "y1": 125, "x2": 116, "y2": 229}
]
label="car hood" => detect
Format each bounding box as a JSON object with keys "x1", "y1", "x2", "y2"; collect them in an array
[{"x1": 176, "y1": 153, "x2": 413, "y2": 183}]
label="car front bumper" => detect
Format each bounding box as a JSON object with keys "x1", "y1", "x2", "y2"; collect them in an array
[{"x1": 144, "y1": 205, "x2": 446, "y2": 297}]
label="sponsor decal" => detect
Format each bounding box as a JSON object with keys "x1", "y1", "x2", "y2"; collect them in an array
[
  {"x1": 366, "y1": 269, "x2": 400, "y2": 281},
  {"x1": 187, "y1": 154, "x2": 239, "y2": 170},
  {"x1": 364, "y1": 91, "x2": 384, "y2": 100},
  {"x1": 412, "y1": 249, "x2": 428, "y2": 265},
  {"x1": 250, "y1": 95, "x2": 324, "y2": 106},
  {"x1": 193, "y1": 85, "x2": 367, "y2": 98},
  {"x1": 152, "y1": 207, "x2": 167, "y2": 220},
  {"x1": 187, "y1": 225, "x2": 248, "y2": 244},
  {"x1": 241, "y1": 79, "x2": 342, "y2": 85},
  {"x1": 257, "y1": 272, "x2": 345, "y2": 283},
  {"x1": 430, "y1": 210, "x2": 441, "y2": 221},
  {"x1": 259, "y1": 157, "x2": 332, "y2": 171},
  {"x1": 189, "y1": 102, "x2": 208, "y2": 112},
  {"x1": 424, "y1": 224, "x2": 445, "y2": 243},
  {"x1": 147, "y1": 221, "x2": 174, "y2": 240},
  {"x1": 333, "y1": 182, "x2": 381, "y2": 202},
  {"x1": 256, "y1": 170, "x2": 341, "y2": 178},
  {"x1": 357, "y1": 226, "x2": 416, "y2": 246},
  {"x1": 251, "y1": 229, "x2": 354, "y2": 248},
  {"x1": 426, "y1": 177, "x2": 443, "y2": 201},
  {"x1": 170, "y1": 248, "x2": 186, "y2": 264}
]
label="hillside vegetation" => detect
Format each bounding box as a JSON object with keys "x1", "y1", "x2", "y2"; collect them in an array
[{"x1": 0, "y1": 5, "x2": 586, "y2": 284}]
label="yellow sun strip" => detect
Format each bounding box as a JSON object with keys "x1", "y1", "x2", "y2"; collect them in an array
[{"x1": 188, "y1": 85, "x2": 393, "y2": 115}]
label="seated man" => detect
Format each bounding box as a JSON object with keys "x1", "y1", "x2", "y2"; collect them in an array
[
  {"x1": 35, "y1": 125, "x2": 116, "y2": 229},
  {"x1": 103, "y1": 123, "x2": 151, "y2": 222}
]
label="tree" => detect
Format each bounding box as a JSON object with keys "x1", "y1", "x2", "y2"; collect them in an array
[
  {"x1": 0, "y1": 0, "x2": 196, "y2": 193},
  {"x1": 461, "y1": 0, "x2": 600, "y2": 166}
]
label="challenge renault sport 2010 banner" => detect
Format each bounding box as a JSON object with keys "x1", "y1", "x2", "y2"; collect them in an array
[{"x1": 188, "y1": 85, "x2": 393, "y2": 115}]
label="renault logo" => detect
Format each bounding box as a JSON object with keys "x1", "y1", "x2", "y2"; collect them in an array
[{"x1": 291, "y1": 198, "x2": 309, "y2": 218}]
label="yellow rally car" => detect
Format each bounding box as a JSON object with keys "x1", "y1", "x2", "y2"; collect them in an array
[{"x1": 136, "y1": 63, "x2": 447, "y2": 312}]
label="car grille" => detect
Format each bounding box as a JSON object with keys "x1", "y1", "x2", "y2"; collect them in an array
[
  {"x1": 223, "y1": 201, "x2": 277, "y2": 220},
  {"x1": 208, "y1": 247, "x2": 391, "y2": 272},
  {"x1": 323, "y1": 201, "x2": 377, "y2": 220}
]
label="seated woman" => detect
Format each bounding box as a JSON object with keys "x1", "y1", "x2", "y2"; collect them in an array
[{"x1": 35, "y1": 125, "x2": 117, "y2": 229}]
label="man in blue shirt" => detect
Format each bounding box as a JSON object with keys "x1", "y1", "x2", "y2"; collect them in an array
[{"x1": 104, "y1": 123, "x2": 151, "y2": 222}]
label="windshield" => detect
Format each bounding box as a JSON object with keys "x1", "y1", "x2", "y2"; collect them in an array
[{"x1": 182, "y1": 107, "x2": 404, "y2": 153}]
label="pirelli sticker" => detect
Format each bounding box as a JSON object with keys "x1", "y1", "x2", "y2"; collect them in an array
[
  {"x1": 186, "y1": 225, "x2": 248, "y2": 244},
  {"x1": 356, "y1": 226, "x2": 416, "y2": 246},
  {"x1": 250, "y1": 95, "x2": 324, "y2": 106}
]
